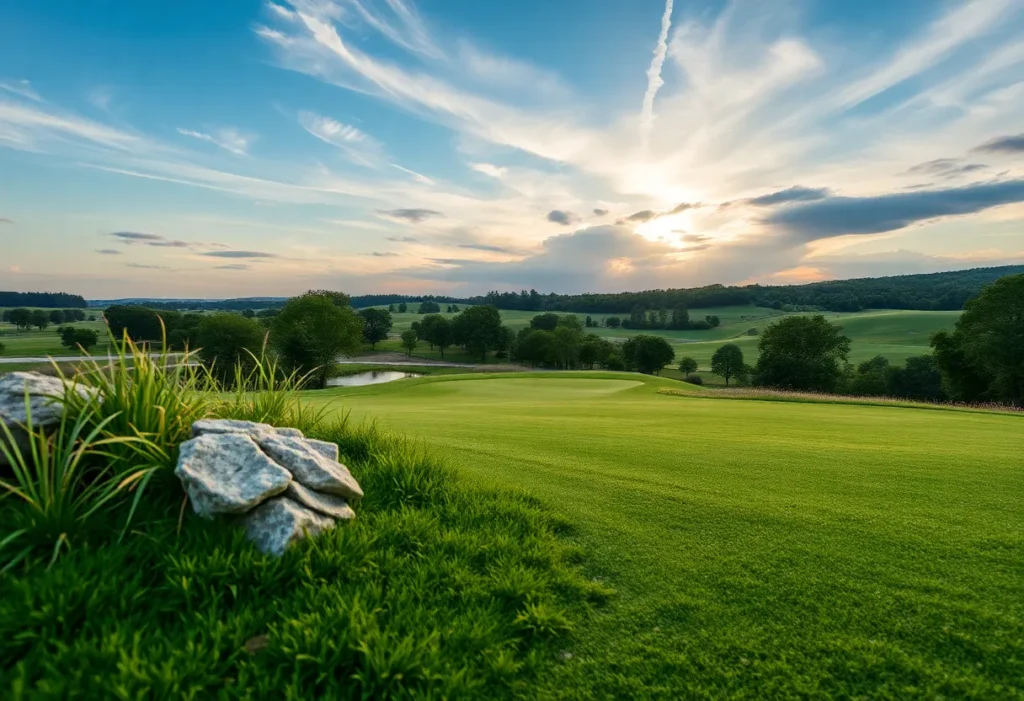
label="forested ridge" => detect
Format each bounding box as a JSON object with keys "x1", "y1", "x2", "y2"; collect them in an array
[
  {"x1": 470, "y1": 265, "x2": 1024, "y2": 313},
  {"x1": 0, "y1": 291, "x2": 87, "y2": 308}
]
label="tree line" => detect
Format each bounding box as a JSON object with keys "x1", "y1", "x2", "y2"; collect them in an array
[
  {"x1": 2, "y1": 308, "x2": 89, "y2": 330},
  {"x1": 464, "y1": 265, "x2": 1024, "y2": 314},
  {"x1": 0, "y1": 292, "x2": 87, "y2": 308},
  {"x1": 685, "y1": 274, "x2": 1023, "y2": 406}
]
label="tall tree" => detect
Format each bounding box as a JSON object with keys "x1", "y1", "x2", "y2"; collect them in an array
[
  {"x1": 932, "y1": 273, "x2": 1024, "y2": 405},
  {"x1": 195, "y1": 313, "x2": 267, "y2": 385},
  {"x1": 453, "y1": 305, "x2": 503, "y2": 361},
  {"x1": 753, "y1": 315, "x2": 851, "y2": 392},
  {"x1": 271, "y1": 291, "x2": 364, "y2": 389},
  {"x1": 623, "y1": 335, "x2": 675, "y2": 375},
  {"x1": 400, "y1": 329, "x2": 419, "y2": 356},
  {"x1": 358, "y1": 307, "x2": 393, "y2": 349},
  {"x1": 678, "y1": 357, "x2": 698, "y2": 375},
  {"x1": 8, "y1": 308, "x2": 32, "y2": 330},
  {"x1": 30, "y1": 309, "x2": 49, "y2": 330}
]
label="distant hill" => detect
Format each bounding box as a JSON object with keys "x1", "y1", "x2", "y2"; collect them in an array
[{"x1": 470, "y1": 265, "x2": 1024, "y2": 313}]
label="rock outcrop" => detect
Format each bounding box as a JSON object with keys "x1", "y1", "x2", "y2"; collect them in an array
[
  {"x1": 174, "y1": 419, "x2": 361, "y2": 556},
  {"x1": 0, "y1": 372, "x2": 96, "y2": 466}
]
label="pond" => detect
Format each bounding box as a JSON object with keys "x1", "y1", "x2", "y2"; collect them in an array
[{"x1": 326, "y1": 370, "x2": 423, "y2": 387}]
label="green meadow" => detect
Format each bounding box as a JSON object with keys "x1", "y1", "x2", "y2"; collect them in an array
[
  {"x1": 0, "y1": 319, "x2": 110, "y2": 358},
  {"x1": 307, "y1": 372, "x2": 1024, "y2": 698},
  {"x1": 369, "y1": 305, "x2": 959, "y2": 370}
]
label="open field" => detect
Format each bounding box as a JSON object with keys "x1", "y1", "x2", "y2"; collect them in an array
[
  {"x1": 306, "y1": 372, "x2": 1024, "y2": 698},
  {"x1": 364, "y1": 305, "x2": 959, "y2": 371},
  {"x1": 0, "y1": 320, "x2": 110, "y2": 358}
]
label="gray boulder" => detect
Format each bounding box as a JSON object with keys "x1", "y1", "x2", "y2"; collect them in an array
[
  {"x1": 0, "y1": 372, "x2": 96, "y2": 466},
  {"x1": 307, "y1": 438, "x2": 340, "y2": 462},
  {"x1": 176, "y1": 433, "x2": 292, "y2": 517},
  {"x1": 192, "y1": 418, "x2": 304, "y2": 440},
  {"x1": 285, "y1": 481, "x2": 356, "y2": 520},
  {"x1": 243, "y1": 496, "x2": 337, "y2": 557},
  {"x1": 256, "y1": 433, "x2": 363, "y2": 501}
]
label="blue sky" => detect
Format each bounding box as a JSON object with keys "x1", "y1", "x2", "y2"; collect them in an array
[{"x1": 1, "y1": 0, "x2": 1022, "y2": 299}]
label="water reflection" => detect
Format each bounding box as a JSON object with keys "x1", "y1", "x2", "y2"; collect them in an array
[{"x1": 326, "y1": 370, "x2": 422, "y2": 387}]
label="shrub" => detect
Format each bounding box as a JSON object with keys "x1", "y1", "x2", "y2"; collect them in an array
[
  {"x1": 0, "y1": 398, "x2": 156, "y2": 571},
  {"x1": 684, "y1": 374, "x2": 704, "y2": 385}
]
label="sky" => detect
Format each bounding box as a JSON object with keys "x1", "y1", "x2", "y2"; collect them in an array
[{"x1": 1, "y1": 0, "x2": 1023, "y2": 300}]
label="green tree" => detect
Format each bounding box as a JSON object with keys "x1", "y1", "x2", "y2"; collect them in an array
[
  {"x1": 241, "y1": 309, "x2": 256, "y2": 318},
  {"x1": 195, "y1": 313, "x2": 267, "y2": 384},
  {"x1": 0, "y1": 340, "x2": 5, "y2": 354},
  {"x1": 430, "y1": 317, "x2": 454, "y2": 358},
  {"x1": 711, "y1": 344, "x2": 745, "y2": 386},
  {"x1": 48, "y1": 309, "x2": 65, "y2": 325},
  {"x1": 358, "y1": 307, "x2": 393, "y2": 349},
  {"x1": 400, "y1": 329, "x2": 419, "y2": 356},
  {"x1": 579, "y1": 335, "x2": 614, "y2": 369},
  {"x1": 31, "y1": 309, "x2": 50, "y2": 330},
  {"x1": 887, "y1": 355, "x2": 944, "y2": 401},
  {"x1": 57, "y1": 326, "x2": 99, "y2": 352},
  {"x1": 8, "y1": 308, "x2": 32, "y2": 330},
  {"x1": 388, "y1": 303, "x2": 395, "y2": 312},
  {"x1": 453, "y1": 305, "x2": 503, "y2": 361},
  {"x1": 515, "y1": 328, "x2": 552, "y2": 367},
  {"x1": 931, "y1": 273, "x2": 1024, "y2": 405},
  {"x1": 678, "y1": 357, "x2": 698, "y2": 375},
  {"x1": 623, "y1": 335, "x2": 675, "y2": 375},
  {"x1": 530, "y1": 313, "x2": 560, "y2": 331},
  {"x1": 272, "y1": 291, "x2": 364, "y2": 389},
  {"x1": 104, "y1": 305, "x2": 164, "y2": 341},
  {"x1": 418, "y1": 300, "x2": 441, "y2": 314},
  {"x1": 848, "y1": 355, "x2": 890, "y2": 396},
  {"x1": 398, "y1": 302, "x2": 408, "y2": 313},
  {"x1": 605, "y1": 316, "x2": 621, "y2": 328},
  {"x1": 753, "y1": 315, "x2": 851, "y2": 392}
]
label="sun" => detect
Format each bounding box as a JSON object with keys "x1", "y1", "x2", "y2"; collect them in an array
[{"x1": 633, "y1": 211, "x2": 693, "y2": 246}]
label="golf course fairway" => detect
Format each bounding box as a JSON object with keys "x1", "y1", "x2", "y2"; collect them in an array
[{"x1": 306, "y1": 373, "x2": 1024, "y2": 699}]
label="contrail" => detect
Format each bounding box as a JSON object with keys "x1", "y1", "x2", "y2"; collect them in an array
[{"x1": 640, "y1": 0, "x2": 674, "y2": 150}]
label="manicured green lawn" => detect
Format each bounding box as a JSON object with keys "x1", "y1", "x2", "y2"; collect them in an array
[
  {"x1": 0, "y1": 321, "x2": 110, "y2": 358},
  {"x1": 307, "y1": 373, "x2": 1024, "y2": 698}
]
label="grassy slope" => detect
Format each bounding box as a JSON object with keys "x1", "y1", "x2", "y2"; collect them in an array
[
  {"x1": 308, "y1": 373, "x2": 1024, "y2": 699},
  {"x1": 1, "y1": 422, "x2": 600, "y2": 699},
  {"x1": 0, "y1": 320, "x2": 110, "y2": 358},
  {"x1": 363, "y1": 307, "x2": 958, "y2": 370}
]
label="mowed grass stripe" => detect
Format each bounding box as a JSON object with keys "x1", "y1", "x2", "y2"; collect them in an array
[{"x1": 308, "y1": 373, "x2": 1024, "y2": 698}]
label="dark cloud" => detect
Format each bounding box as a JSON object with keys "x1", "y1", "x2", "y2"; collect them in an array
[
  {"x1": 906, "y1": 158, "x2": 987, "y2": 179},
  {"x1": 765, "y1": 179, "x2": 1024, "y2": 239},
  {"x1": 370, "y1": 252, "x2": 399, "y2": 257},
  {"x1": 203, "y1": 250, "x2": 279, "y2": 259},
  {"x1": 126, "y1": 263, "x2": 169, "y2": 270},
  {"x1": 377, "y1": 208, "x2": 444, "y2": 223},
  {"x1": 617, "y1": 202, "x2": 698, "y2": 224},
  {"x1": 621, "y1": 209, "x2": 657, "y2": 223},
  {"x1": 592, "y1": 208, "x2": 609, "y2": 216},
  {"x1": 110, "y1": 231, "x2": 189, "y2": 247},
  {"x1": 458, "y1": 243, "x2": 514, "y2": 253},
  {"x1": 973, "y1": 133, "x2": 1024, "y2": 154},
  {"x1": 95, "y1": 249, "x2": 122, "y2": 255},
  {"x1": 547, "y1": 210, "x2": 578, "y2": 226},
  {"x1": 214, "y1": 264, "x2": 251, "y2": 270},
  {"x1": 385, "y1": 235, "x2": 419, "y2": 242},
  {"x1": 748, "y1": 186, "x2": 830, "y2": 207}
]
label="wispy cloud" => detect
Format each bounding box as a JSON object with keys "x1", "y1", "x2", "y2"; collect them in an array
[
  {"x1": 110, "y1": 231, "x2": 189, "y2": 247},
  {"x1": 377, "y1": 208, "x2": 444, "y2": 223},
  {"x1": 298, "y1": 110, "x2": 383, "y2": 166},
  {"x1": 0, "y1": 217, "x2": 12, "y2": 224},
  {"x1": 203, "y1": 250, "x2": 280, "y2": 259},
  {"x1": 639, "y1": 0, "x2": 674, "y2": 149},
  {"x1": 0, "y1": 79, "x2": 42, "y2": 101},
  {"x1": 974, "y1": 133, "x2": 1024, "y2": 154},
  {"x1": 177, "y1": 127, "x2": 251, "y2": 156},
  {"x1": 214, "y1": 263, "x2": 251, "y2": 270},
  {"x1": 96, "y1": 248, "x2": 122, "y2": 255},
  {"x1": 126, "y1": 263, "x2": 170, "y2": 270},
  {"x1": 748, "y1": 186, "x2": 831, "y2": 206}
]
